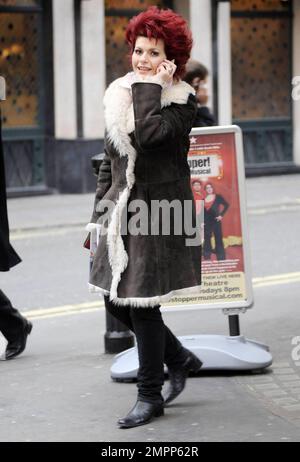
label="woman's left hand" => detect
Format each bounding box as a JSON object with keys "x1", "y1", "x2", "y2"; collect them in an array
[
  {"x1": 216, "y1": 215, "x2": 223, "y2": 222},
  {"x1": 153, "y1": 59, "x2": 176, "y2": 86}
]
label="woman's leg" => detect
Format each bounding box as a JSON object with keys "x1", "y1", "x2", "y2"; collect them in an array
[
  {"x1": 130, "y1": 305, "x2": 165, "y2": 404},
  {"x1": 105, "y1": 297, "x2": 202, "y2": 415},
  {"x1": 104, "y1": 296, "x2": 188, "y2": 368},
  {"x1": 104, "y1": 295, "x2": 133, "y2": 330}
]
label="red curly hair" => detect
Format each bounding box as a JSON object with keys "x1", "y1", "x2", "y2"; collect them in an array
[{"x1": 125, "y1": 6, "x2": 193, "y2": 80}]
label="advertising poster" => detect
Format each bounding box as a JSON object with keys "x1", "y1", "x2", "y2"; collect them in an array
[{"x1": 165, "y1": 126, "x2": 252, "y2": 310}]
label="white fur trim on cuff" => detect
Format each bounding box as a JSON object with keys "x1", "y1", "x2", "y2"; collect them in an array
[
  {"x1": 86, "y1": 223, "x2": 102, "y2": 232},
  {"x1": 133, "y1": 75, "x2": 164, "y2": 88}
]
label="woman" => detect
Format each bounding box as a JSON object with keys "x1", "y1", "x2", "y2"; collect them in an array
[
  {"x1": 203, "y1": 183, "x2": 229, "y2": 261},
  {"x1": 87, "y1": 6, "x2": 202, "y2": 429}
]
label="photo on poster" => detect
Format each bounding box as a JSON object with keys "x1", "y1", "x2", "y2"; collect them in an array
[{"x1": 164, "y1": 126, "x2": 253, "y2": 310}]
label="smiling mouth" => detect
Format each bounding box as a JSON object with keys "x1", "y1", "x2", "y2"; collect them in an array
[{"x1": 138, "y1": 67, "x2": 151, "y2": 71}]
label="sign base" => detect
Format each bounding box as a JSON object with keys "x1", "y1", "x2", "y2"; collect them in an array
[{"x1": 110, "y1": 334, "x2": 272, "y2": 381}]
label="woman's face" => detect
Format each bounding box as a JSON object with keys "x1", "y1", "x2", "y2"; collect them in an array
[
  {"x1": 132, "y1": 36, "x2": 167, "y2": 77},
  {"x1": 205, "y1": 184, "x2": 214, "y2": 194}
]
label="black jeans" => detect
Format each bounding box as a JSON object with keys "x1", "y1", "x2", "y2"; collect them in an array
[
  {"x1": 104, "y1": 296, "x2": 188, "y2": 404},
  {"x1": 0, "y1": 290, "x2": 26, "y2": 341}
]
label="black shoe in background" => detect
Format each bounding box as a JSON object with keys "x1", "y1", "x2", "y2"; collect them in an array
[{"x1": 5, "y1": 320, "x2": 33, "y2": 360}]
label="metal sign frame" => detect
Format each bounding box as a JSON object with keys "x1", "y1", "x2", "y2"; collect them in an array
[{"x1": 161, "y1": 125, "x2": 254, "y2": 313}]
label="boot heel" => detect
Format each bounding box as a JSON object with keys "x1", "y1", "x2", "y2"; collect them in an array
[
  {"x1": 190, "y1": 355, "x2": 203, "y2": 373},
  {"x1": 154, "y1": 407, "x2": 164, "y2": 417}
]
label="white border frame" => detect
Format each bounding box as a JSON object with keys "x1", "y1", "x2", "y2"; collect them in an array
[{"x1": 162, "y1": 125, "x2": 254, "y2": 313}]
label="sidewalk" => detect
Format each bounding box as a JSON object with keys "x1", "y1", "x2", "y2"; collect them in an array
[
  {"x1": 6, "y1": 173, "x2": 300, "y2": 231},
  {"x1": 1, "y1": 306, "x2": 300, "y2": 442}
]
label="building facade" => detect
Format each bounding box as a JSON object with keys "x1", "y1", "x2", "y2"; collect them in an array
[{"x1": 0, "y1": 0, "x2": 299, "y2": 195}]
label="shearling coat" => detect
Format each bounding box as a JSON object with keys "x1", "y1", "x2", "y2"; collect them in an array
[{"x1": 87, "y1": 75, "x2": 202, "y2": 307}]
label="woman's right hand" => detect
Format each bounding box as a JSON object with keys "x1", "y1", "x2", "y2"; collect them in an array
[{"x1": 152, "y1": 59, "x2": 176, "y2": 86}]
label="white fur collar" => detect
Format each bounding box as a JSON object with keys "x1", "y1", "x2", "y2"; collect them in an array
[{"x1": 103, "y1": 74, "x2": 195, "y2": 139}]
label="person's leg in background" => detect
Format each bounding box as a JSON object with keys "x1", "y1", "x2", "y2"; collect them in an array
[
  {"x1": 0, "y1": 290, "x2": 26, "y2": 338},
  {"x1": 0, "y1": 289, "x2": 32, "y2": 360}
]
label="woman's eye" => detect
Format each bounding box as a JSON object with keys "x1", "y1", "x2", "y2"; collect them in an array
[{"x1": 134, "y1": 49, "x2": 158, "y2": 56}]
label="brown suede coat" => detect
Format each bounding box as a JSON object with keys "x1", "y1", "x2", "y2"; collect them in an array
[{"x1": 88, "y1": 77, "x2": 202, "y2": 307}]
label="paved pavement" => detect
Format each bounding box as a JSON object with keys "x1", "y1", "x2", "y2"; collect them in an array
[{"x1": 0, "y1": 173, "x2": 300, "y2": 442}]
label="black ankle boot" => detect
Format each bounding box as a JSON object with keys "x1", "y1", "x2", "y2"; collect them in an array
[
  {"x1": 118, "y1": 400, "x2": 164, "y2": 429},
  {"x1": 163, "y1": 351, "x2": 203, "y2": 405}
]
